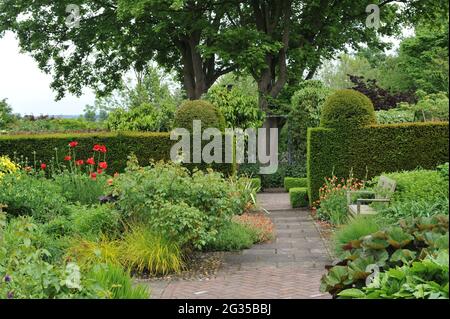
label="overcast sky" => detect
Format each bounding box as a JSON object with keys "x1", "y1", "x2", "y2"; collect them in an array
[{"x1": 0, "y1": 31, "x2": 95, "y2": 116}]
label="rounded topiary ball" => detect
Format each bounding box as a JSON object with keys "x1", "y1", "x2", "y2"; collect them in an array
[
  {"x1": 320, "y1": 89, "x2": 377, "y2": 129},
  {"x1": 174, "y1": 100, "x2": 226, "y2": 132}
]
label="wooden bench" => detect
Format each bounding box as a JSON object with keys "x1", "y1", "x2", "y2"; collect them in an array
[{"x1": 347, "y1": 176, "x2": 397, "y2": 216}]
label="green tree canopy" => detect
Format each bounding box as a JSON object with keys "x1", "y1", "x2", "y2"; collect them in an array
[{"x1": 1, "y1": 0, "x2": 447, "y2": 110}]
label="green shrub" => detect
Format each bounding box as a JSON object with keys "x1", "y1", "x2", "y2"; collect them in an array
[
  {"x1": 173, "y1": 100, "x2": 226, "y2": 132},
  {"x1": 143, "y1": 200, "x2": 209, "y2": 249},
  {"x1": 53, "y1": 172, "x2": 110, "y2": 205},
  {"x1": 240, "y1": 162, "x2": 306, "y2": 189},
  {"x1": 206, "y1": 85, "x2": 265, "y2": 129},
  {"x1": 375, "y1": 108, "x2": 415, "y2": 124},
  {"x1": 0, "y1": 172, "x2": 70, "y2": 222},
  {"x1": 290, "y1": 188, "x2": 309, "y2": 208},
  {"x1": 86, "y1": 263, "x2": 150, "y2": 299},
  {"x1": 378, "y1": 198, "x2": 449, "y2": 224},
  {"x1": 320, "y1": 89, "x2": 377, "y2": 129},
  {"x1": 381, "y1": 169, "x2": 448, "y2": 203},
  {"x1": 205, "y1": 222, "x2": 256, "y2": 252},
  {"x1": 106, "y1": 102, "x2": 175, "y2": 132},
  {"x1": 437, "y1": 162, "x2": 449, "y2": 180},
  {"x1": 0, "y1": 216, "x2": 88, "y2": 299},
  {"x1": 333, "y1": 216, "x2": 382, "y2": 258},
  {"x1": 288, "y1": 81, "x2": 332, "y2": 162},
  {"x1": 120, "y1": 224, "x2": 182, "y2": 276},
  {"x1": 307, "y1": 122, "x2": 449, "y2": 204},
  {"x1": 413, "y1": 92, "x2": 449, "y2": 122},
  {"x1": 113, "y1": 162, "x2": 249, "y2": 249},
  {"x1": 71, "y1": 205, "x2": 122, "y2": 239},
  {"x1": 284, "y1": 177, "x2": 308, "y2": 191}
]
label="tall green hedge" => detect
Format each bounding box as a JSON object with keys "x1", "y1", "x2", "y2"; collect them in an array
[
  {"x1": 0, "y1": 132, "x2": 231, "y2": 174},
  {"x1": 307, "y1": 122, "x2": 449, "y2": 205}
]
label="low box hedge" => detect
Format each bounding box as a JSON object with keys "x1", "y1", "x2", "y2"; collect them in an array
[
  {"x1": 284, "y1": 177, "x2": 308, "y2": 191},
  {"x1": 0, "y1": 132, "x2": 231, "y2": 174},
  {"x1": 289, "y1": 188, "x2": 309, "y2": 208},
  {"x1": 307, "y1": 122, "x2": 449, "y2": 205}
]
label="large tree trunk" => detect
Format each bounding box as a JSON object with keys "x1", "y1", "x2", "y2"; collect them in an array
[
  {"x1": 251, "y1": 0, "x2": 292, "y2": 111},
  {"x1": 177, "y1": 30, "x2": 236, "y2": 100}
]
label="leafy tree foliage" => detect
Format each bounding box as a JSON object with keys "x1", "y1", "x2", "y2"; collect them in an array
[
  {"x1": 349, "y1": 75, "x2": 417, "y2": 110},
  {"x1": 100, "y1": 66, "x2": 181, "y2": 132},
  {"x1": 395, "y1": 25, "x2": 449, "y2": 94},
  {"x1": 206, "y1": 75, "x2": 265, "y2": 129},
  {"x1": 0, "y1": 99, "x2": 14, "y2": 130},
  {"x1": 0, "y1": 0, "x2": 447, "y2": 110},
  {"x1": 285, "y1": 80, "x2": 331, "y2": 162}
]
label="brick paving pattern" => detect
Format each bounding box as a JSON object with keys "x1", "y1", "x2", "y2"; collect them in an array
[{"x1": 148, "y1": 193, "x2": 331, "y2": 299}]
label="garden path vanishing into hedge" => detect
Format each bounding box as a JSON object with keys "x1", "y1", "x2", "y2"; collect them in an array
[{"x1": 146, "y1": 193, "x2": 332, "y2": 299}]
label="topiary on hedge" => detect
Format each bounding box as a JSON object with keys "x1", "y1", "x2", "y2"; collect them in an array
[
  {"x1": 320, "y1": 89, "x2": 377, "y2": 129},
  {"x1": 174, "y1": 100, "x2": 226, "y2": 132}
]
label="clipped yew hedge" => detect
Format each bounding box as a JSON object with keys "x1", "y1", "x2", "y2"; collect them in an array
[
  {"x1": 0, "y1": 132, "x2": 232, "y2": 174},
  {"x1": 307, "y1": 122, "x2": 449, "y2": 205}
]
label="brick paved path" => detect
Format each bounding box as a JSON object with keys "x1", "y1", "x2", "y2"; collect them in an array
[{"x1": 148, "y1": 193, "x2": 331, "y2": 299}]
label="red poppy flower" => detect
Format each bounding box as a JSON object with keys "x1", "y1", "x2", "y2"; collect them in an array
[
  {"x1": 64, "y1": 156, "x2": 72, "y2": 161},
  {"x1": 99, "y1": 162, "x2": 108, "y2": 170},
  {"x1": 40, "y1": 163, "x2": 47, "y2": 170},
  {"x1": 97, "y1": 169, "x2": 103, "y2": 174},
  {"x1": 69, "y1": 141, "x2": 78, "y2": 148},
  {"x1": 90, "y1": 172, "x2": 97, "y2": 180},
  {"x1": 76, "y1": 160, "x2": 84, "y2": 166},
  {"x1": 86, "y1": 158, "x2": 95, "y2": 165},
  {"x1": 93, "y1": 145, "x2": 107, "y2": 153}
]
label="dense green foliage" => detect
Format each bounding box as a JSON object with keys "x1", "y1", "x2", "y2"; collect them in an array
[
  {"x1": 205, "y1": 222, "x2": 257, "y2": 252},
  {"x1": 0, "y1": 132, "x2": 173, "y2": 174},
  {"x1": 289, "y1": 188, "x2": 309, "y2": 208},
  {"x1": 284, "y1": 177, "x2": 308, "y2": 192},
  {"x1": 174, "y1": 100, "x2": 226, "y2": 132},
  {"x1": 0, "y1": 99, "x2": 14, "y2": 130},
  {"x1": 103, "y1": 66, "x2": 180, "y2": 132},
  {"x1": 0, "y1": 173, "x2": 71, "y2": 222},
  {"x1": 321, "y1": 215, "x2": 449, "y2": 298},
  {"x1": 285, "y1": 81, "x2": 332, "y2": 162},
  {"x1": 307, "y1": 122, "x2": 449, "y2": 203},
  {"x1": 206, "y1": 84, "x2": 265, "y2": 129},
  {"x1": 112, "y1": 161, "x2": 252, "y2": 249},
  {"x1": 381, "y1": 170, "x2": 449, "y2": 203},
  {"x1": 333, "y1": 216, "x2": 382, "y2": 258},
  {"x1": 4, "y1": 117, "x2": 105, "y2": 134},
  {"x1": 320, "y1": 90, "x2": 377, "y2": 129},
  {"x1": 106, "y1": 102, "x2": 175, "y2": 132},
  {"x1": 339, "y1": 250, "x2": 449, "y2": 299}
]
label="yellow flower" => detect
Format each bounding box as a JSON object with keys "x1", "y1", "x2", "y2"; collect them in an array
[{"x1": 0, "y1": 156, "x2": 20, "y2": 181}]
